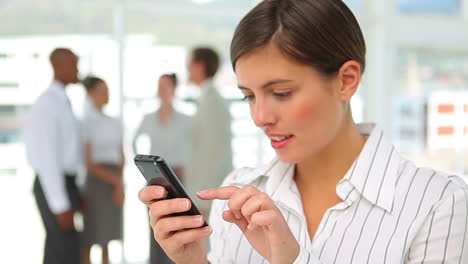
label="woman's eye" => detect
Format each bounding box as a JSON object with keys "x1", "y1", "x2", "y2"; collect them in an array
[
  {"x1": 273, "y1": 92, "x2": 291, "y2": 98},
  {"x1": 242, "y1": 95, "x2": 254, "y2": 101}
]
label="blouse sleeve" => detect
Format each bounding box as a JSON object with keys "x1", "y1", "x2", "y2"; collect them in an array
[
  {"x1": 207, "y1": 198, "x2": 234, "y2": 263},
  {"x1": 407, "y1": 178, "x2": 468, "y2": 263},
  {"x1": 207, "y1": 169, "x2": 245, "y2": 263}
]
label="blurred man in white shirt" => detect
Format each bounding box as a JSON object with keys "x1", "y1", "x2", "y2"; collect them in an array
[{"x1": 24, "y1": 48, "x2": 82, "y2": 264}]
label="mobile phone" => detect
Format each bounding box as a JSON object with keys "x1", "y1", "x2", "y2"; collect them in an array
[{"x1": 134, "y1": 154, "x2": 208, "y2": 226}]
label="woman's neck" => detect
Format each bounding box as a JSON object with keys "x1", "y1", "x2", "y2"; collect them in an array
[
  {"x1": 92, "y1": 100, "x2": 103, "y2": 112},
  {"x1": 295, "y1": 119, "x2": 366, "y2": 190},
  {"x1": 158, "y1": 104, "x2": 173, "y2": 123}
]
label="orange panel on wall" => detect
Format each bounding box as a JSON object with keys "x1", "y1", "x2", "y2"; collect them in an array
[
  {"x1": 437, "y1": 126, "x2": 454, "y2": 136},
  {"x1": 437, "y1": 104, "x2": 455, "y2": 113}
]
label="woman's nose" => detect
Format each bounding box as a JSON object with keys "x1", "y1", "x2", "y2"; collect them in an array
[{"x1": 251, "y1": 99, "x2": 275, "y2": 128}]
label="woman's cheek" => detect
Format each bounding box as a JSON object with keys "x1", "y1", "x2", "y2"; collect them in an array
[{"x1": 290, "y1": 97, "x2": 318, "y2": 125}]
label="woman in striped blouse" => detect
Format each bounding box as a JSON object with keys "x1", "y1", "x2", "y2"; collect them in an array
[{"x1": 138, "y1": 0, "x2": 468, "y2": 263}]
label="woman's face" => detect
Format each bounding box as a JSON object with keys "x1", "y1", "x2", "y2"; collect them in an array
[
  {"x1": 235, "y1": 44, "x2": 350, "y2": 164},
  {"x1": 89, "y1": 81, "x2": 109, "y2": 108},
  {"x1": 158, "y1": 76, "x2": 176, "y2": 105}
]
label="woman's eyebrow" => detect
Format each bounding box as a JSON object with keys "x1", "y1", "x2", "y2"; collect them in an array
[{"x1": 238, "y1": 79, "x2": 293, "y2": 91}]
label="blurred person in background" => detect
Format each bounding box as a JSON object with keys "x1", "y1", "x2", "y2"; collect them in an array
[
  {"x1": 80, "y1": 76, "x2": 125, "y2": 264},
  {"x1": 132, "y1": 73, "x2": 189, "y2": 264},
  {"x1": 132, "y1": 73, "x2": 189, "y2": 180},
  {"x1": 138, "y1": 0, "x2": 468, "y2": 263},
  {"x1": 24, "y1": 47, "x2": 82, "y2": 264},
  {"x1": 185, "y1": 47, "x2": 233, "y2": 216}
]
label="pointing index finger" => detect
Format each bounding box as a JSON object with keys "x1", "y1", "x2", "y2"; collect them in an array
[{"x1": 197, "y1": 186, "x2": 240, "y2": 200}]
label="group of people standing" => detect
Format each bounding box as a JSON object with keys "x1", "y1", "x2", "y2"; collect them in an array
[
  {"x1": 24, "y1": 46, "x2": 232, "y2": 264},
  {"x1": 132, "y1": 47, "x2": 232, "y2": 264}
]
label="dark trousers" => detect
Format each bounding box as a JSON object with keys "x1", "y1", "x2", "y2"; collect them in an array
[{"x1": 33, "y1": 175, "x2": 81, "y2": 264}]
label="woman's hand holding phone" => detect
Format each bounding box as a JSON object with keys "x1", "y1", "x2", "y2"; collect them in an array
[
  {"x1": 198, "y1": 185, "x2": 300, "y2": 264},
  {"x1": 138, "y1": 185, "x2": 212, "y2": 264}
]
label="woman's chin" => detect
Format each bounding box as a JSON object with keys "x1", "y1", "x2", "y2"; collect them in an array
[{"x1": 276, "y1": 151, "x2": 301, "y2": 164}]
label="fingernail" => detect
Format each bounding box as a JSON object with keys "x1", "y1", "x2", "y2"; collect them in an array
[
  {"x1": 202, "y1": 226, "x2": 212, "y2": 233},
  {"x1": 157, "y1": 188, "x2": 165, "y2": 196},
  {"x1": 197, "y1": 190, "x2": 209, "y2": 195},
  {"x1": 247, "y1": 223, "x2": 252, "y2": 230},
  {"x1": 233, "y1": 211, "x2": 242, "y2": 219},
  {"x1": 192, "y1": 216, "x2": 202, "y2": 223},
  {"x1": 180, "y1": 200, "x2": 189, "y2": 209}
]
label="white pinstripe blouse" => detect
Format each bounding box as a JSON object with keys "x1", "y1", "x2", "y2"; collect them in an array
[{"x1": 207, "y1": 124, "x2": 468, "y2": 263}]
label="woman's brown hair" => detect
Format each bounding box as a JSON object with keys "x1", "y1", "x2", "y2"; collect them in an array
[
  {"x1": 82, "y1": 76, "x2": 104, "y2": 92},
  {"x1": 230, "y1": 0, "x2": 366, "y2": 76},
  {"x1": 161, "y1": 73, "x2": 178, "y2": 87}
]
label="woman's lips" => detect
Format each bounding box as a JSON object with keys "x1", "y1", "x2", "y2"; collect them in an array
[{"x1": 269, "y1": 135, "x2": 293, "y2": 149}]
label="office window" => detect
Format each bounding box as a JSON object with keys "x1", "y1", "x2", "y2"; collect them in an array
[
  {"x1": 398, "y1": 0, "x2": 461, "y2": 15},
  {"x1": 0, "y1": 168, "x2": 16, "y2": 177},
  {"x1": 0, "y1": 129, "x2": 20, "y2": 143},
  {"x1": 391, "y1": 48, "x2": 468, "y2": 176},
  {"x1": 0, "y1": 106, "x2": 17, "y2": 117},
  {"x1": 0, "y1": 82, "x2": 19, "y2": 88},
  {"x1": 343, "y1": 0, "x2": 364, "y2": 13}
]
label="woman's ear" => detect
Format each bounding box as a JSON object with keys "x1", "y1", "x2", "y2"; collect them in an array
[{"x1": 336, "y1": 60, "x2": 361, "y2": 101}]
